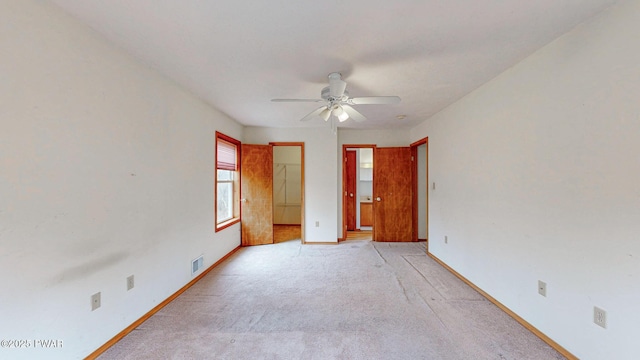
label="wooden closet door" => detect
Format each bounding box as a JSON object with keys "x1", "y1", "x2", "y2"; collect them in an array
[
  {"x1": 373, "y1": 147, "x2": 413, "y2": 242},
  {"x1": 240, "y1": 144, "x2": 273, "y2": 246}
]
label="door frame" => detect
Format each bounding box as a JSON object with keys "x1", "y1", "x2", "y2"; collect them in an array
[
  {"x1": 341, "y1": 144, "x2": 376, "y2": 241},
  {"x1": 410, "y1": 137, "x2": 428, "y2": 243},
  {"x1": 270, "y1": 142, "x2": 305, "y2": 244}
]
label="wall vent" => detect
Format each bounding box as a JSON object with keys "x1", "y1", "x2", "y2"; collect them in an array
[{"x1": 191, "y1": 255, "x2": 204, "y2": 275}]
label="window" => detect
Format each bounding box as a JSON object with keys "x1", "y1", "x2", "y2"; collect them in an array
[{"x1": 215, "y1": 132, "x2": 240, "y2": 231}]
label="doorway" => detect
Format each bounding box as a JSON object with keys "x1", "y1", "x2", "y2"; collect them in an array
[
  {"x1": 342, "y1": 141, "x2": 426, "y2": 243},
  {"x1": 342, "y1": 145, "x2": 375, "y2": 241},
  {"x1": 272, "y1": 143, "x2": 304, "y2": 244},
  {"x1": 241, "y1": 142, "x2": 305, "y2": 246},
  {"x1": 411, "y1": 137, "x2": 428, "y2": 243}
]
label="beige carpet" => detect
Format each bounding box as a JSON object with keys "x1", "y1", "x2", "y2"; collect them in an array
[{"x1": 98, "y1": 240, "x2": 565, "y2": 360}]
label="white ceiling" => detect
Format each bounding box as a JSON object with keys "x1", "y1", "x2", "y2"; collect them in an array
[{"x1": 49, "y1": 0, "x2": 616, "y2": 130}]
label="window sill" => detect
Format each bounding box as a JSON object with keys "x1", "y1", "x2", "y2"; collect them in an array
[{"x1": 216, "y1": 218, "x2": 240, "y2": 232}]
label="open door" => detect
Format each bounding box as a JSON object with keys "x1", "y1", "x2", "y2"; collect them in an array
[
  {"x1": 345, "y1": 150, "x2": 357, "y2": 231},
  {"x1": 373, "y1": 147, "x2": 413, "y2": 242},
  {"x1": 240, "y1": 144, "x2": 274, "y2": 246},
  {"x1": 341, "y1": 145, "x2": 375, "y2": 241}
]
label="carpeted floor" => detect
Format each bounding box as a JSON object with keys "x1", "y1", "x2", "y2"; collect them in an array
[{"x1": 98, "y1": 240, "x2": 565, "y2": 360}]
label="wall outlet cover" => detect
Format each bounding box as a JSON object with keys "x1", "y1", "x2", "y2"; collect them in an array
[
  {"x1": 91, "y1": 292, "x2": 101, "y2": 311},
  {"x1": 538, "y1": 280, "x2": 547, "y2": 297},
  {"x1": 594, "y1": 306, "x2": 607, "y2": 329}
]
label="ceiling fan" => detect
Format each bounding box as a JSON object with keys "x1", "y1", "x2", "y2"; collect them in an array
[{"x1": 271, "y1": 72, "x2": 401, "y2": 123}]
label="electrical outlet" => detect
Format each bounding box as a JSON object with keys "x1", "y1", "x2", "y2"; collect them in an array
[
  {"x1": 538, "y1": 280, "x2": 547, "y2": 297},
  {"x1": 594, "y1": 306, "x2": 607, "y2": 329},
  {"x1": 444, "y1": 235, "x2": 448, "y2": 244},
  {"x1": 91, "y1": 292, "x2": 101, "y2": 311},
  {"x1": 315, "y1": 221, "x2": 319, "y2": 227},
  {"x1": 127, "y1": 275, "x2": 135, "y2": 291}
]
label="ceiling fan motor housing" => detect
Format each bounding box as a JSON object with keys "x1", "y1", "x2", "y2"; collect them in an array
[{"x1": 321, "y1": 86, "x2": 349, "y2": 102}]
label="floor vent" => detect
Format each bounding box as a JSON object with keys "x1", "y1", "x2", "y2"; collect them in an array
[{"x1": 192, "y1": 255, "x2": 204, "y2": 275}]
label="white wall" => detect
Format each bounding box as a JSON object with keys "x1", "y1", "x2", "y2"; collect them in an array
[
  {"x1": 411, "y1": 1, "x2": 640, "y2": 358},
  {"x1": 244, "y1": 127, "x2": 338, "y2": 242},
  {"x1": 338, "y1": 128, "x2": 410, "y2": 147},
  {"x1": 0, "y1": 1, "x2": 242, "y2": 359}
]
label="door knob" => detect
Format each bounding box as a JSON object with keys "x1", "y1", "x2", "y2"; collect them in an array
[
  {"x1": 349, "y1": 193, "x2": 354, "y2": 197},
  {"x1": 241, "y1": 198, "x2": 247, "y2": 203},
  {"x1": 376, "y1": 197, "x2": 381, "y2": 202}
]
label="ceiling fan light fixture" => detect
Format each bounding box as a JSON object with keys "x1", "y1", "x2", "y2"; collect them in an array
[
  {"x1": 331, "y1": 105, "x2": 349, "y2": 122},
  {"x1": 319, "y1": 107, "x2": 331, "y2": 121}
]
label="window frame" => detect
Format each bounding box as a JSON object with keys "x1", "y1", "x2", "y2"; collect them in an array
[{"x1": 215, "y1": 132, "x2": 241, "y2": 231}]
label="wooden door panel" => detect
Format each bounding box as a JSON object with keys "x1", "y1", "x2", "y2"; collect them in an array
[
  {"x1": 346, "y1": 150, "x2": 357, "y2": 231},
  {"x1": 241, "y1": 144, "x2": 273, "y2": 246},
  {"x1": 373, "y1": 147, "x2": 413, "y2": 242}
]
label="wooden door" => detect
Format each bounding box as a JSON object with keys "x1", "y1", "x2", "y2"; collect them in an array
[
  {"x1": 240, "y1": 144, "x2": 273, "y2": 246},
  {"x1": 345, "y1": 150, "x2": 357, "y2": 231},
  {"x1": 373, "y1": 147, "x2": 413, "y2": 242}
]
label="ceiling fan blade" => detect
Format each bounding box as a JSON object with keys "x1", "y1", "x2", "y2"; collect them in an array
[
  {"x1": 271, "y1": 98, "x2": 324, "y2": 102},
  {"x1": 328, "y1": 72, "x2": 347, "y2": 98},
  {"x1": 300, "y1": 106, "x2": 327, "y2": 122},
  {"x1": 341, "y1": 104, "x2": 367, "y2": 122},
  {"x1": 349, "y1": 96, "x2": 401, "y2": 105}
]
